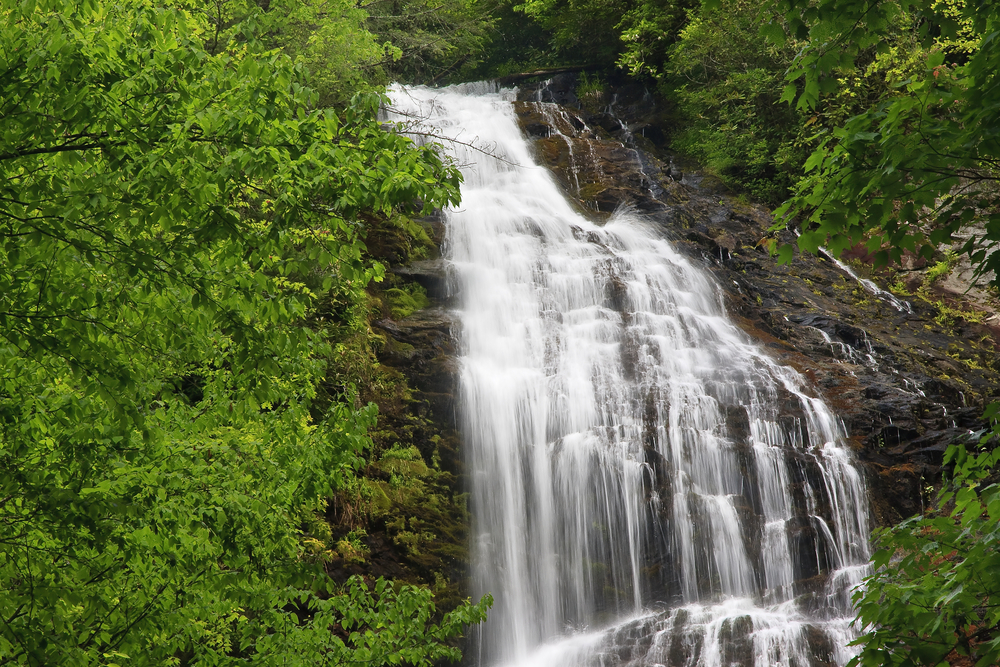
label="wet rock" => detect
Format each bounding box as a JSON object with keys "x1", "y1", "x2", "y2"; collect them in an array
[
  {"x1": 719, "y1": 615, "x2": 754, "y2": 666},
  {"x1": 527, "y1": 72, "x2": 580, "y2": 107},
  {"x1": 373, "y1": 307, "x2": 460, "y2": 423},
  {"x1": 391, "y1": 258, "x2": 450, "y2": 300},
  {"x1": 511, "y1": 73, "x2": 1000, "y2": 530},
  {"x1": 804, "y1": 625, "x2": 838, "y2": 666},
  {"x1": 668, "y1": 160, "x2": 683, "y2": 181},
  {"x1": 524, "y1": 122, "x2": 549, "y2": 137},
  {"x1": 590, "y1": 111, "x2": 626, "y2": 134}
]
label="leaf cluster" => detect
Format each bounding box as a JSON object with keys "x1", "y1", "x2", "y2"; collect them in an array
[
  {"x1": 168, "y1": 0, "x2": 397, "y2": 104},
  {"x1": 662, "y1": 0, "x2": 806, "y2": 204},
  {"x1": 850, "y1": 415, "x2": 1000, "y2": 667},
  {"x1": 365, "y1": 0, "x2": 499, "y2": 83},
  {"x1": 768, "y1": 0, "x2": 1000, "y2": 290},
  {"x1": 0, "y1": 0, "x2": 485, "y2": 663}
]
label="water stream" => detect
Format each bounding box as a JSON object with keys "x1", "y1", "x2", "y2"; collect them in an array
[{"x1": 388, "y1": 82, "x2": 871, "y2": 667}]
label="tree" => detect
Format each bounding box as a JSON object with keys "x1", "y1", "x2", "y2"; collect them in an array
[
  {"x1": 659, "y1": 0, "x2": 805, "y2": 204},
  {"x1": 166, "y1": 0, "x2": 397, "y2": 104},
  {"x1": 512, "y1": 0, "x2": 636, "y2": 66},
  {"x1": 766, "y1": 0, "x2": 1000, "y2": 290},
  {"x1": 364, "y1": 0, "x2": 498, "y2": 83},
  {"x1": 850, "y1": 419, "x2": 1000, "y2": 667},
  {"x1": 616, "y1": 0, "x2": 698, "y2": 79},
  {"x1": 0, "y1": 0, "x2": 488, "y2": 664}
]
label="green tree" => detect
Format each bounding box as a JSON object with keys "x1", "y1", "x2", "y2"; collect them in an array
[
  {"x1": 850, "y1": 420, "x2": 1000, "y2": 667},
  {"x1": 616, "y1": 0, "x2": 698, "y2": 79},
  {"x1": 767, "y1": 0, "x2": 999, "y2": 288},
  {"x1": 364, "y1": 0, "x2": 498, "y2": 83},
  {"x1": 513, "y1": 0, "x2": 634, "y2": 66},
  {"x1": 0, "y1": 0, "x2": 488, "y2": 664},
  {"x1": 171, "y1": 0, "x2": 396, "y2": 104},
  {"x1": 662, "y1": 0, "x2": 805, "y2": 204}
]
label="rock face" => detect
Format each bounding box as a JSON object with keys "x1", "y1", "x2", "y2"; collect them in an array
[
  {"x1": 507, "y1": 74, "x2": 1000, "y2": 528},
  {"x1": 367, "y1": 76, "x2": 998, "y2": 618},
  {"x1": 318, "y1": 211, "x2": 475, "y2": 611}
]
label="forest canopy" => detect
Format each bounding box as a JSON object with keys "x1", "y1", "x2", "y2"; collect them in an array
[
  {"x1": 0, "y1": 0, "x2": 488, "y2": 663},
  {"x1": 768, "y1": 0, "x2": 1000, "y2": 290}
]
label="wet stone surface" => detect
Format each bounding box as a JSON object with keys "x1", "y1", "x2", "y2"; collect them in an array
[
  {"x1": 513, "y1": 75, "x2": 1000, "y2": 529},
  {"x1": 373, "y1": 80, "x2": 1000, "y2": 666}
]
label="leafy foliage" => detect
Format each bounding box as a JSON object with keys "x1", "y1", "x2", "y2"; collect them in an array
[
  {"x1": 462, "y1": 0, "x2": 553, "y2": 76},
  {"x1": 514, "y1": 0, "x2": 633, "y2": 65},
  {"x1": 850, "y1": 416, "x2": 1000, "y2": 667},
  {"x1": 130, "y1": 0, "x2": 398, "y2": 104},
  {"x1": 0, "y1": 0, "x2": 488, "y2": 663},
  {"x1": 665, "y1": 0, "x2": 805, "y2": 204},
  {"x1": 616, "y1": 0, "x2": 698, "y2": 78},
  {"x1": 365, "y1": 0, "x2": 498, "y2": 83},
  {"x1": 768, "y1": 0, "x2": 1000, "y2": 290}
]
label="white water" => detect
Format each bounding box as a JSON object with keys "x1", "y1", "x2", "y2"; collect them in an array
[{"x1": 388, "y1": 83, "x2": 871, "y2": 667}]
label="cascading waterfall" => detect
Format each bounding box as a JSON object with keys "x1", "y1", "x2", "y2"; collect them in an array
[{"x1": 387, "y1": 82, "x2": 871, "y2": 667}]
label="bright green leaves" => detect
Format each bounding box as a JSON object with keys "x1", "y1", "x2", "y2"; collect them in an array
[
  {"x1": 0, "y1": 0, "x2": 479, "y2": 664},
  {"x1": 615, "y1": 0, "x2": 699, "y2": 80},
  {"x1": 0, "y1": 0, "x2": 461, "y2": 425},
  {"x1": 308, "y1": 580, "x2": 491, "y2": 667},
  {"x1": 850, "y1": 426, "x2": 1000, "y2": 667}
]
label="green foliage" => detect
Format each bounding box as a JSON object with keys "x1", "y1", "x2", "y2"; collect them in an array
[
  {"x1": 154, "y1": 0, "x2": 395, "y2": 104},
  {"x1": 926, "y1": 250, "x2": 960, "y2": 282},
  {"x1": 365, "y1": 0, "x2": 498, "y2": 83},
  {"x1": 665, "y1": 0, "x2": 806, "y2": 204},
  {"x1": 253, "y1": 0, "x2": 397, "y2": 103},
  {"x1": 465, "y1": 0, "x2": 553, "y2": 76},
  {"x1": 0, "y1": 0, "x2": 486, "y2": 663},
  {"x1": 617, "y1": 0, "x2": 698, "y2": 78},
  {"x1": 514, "y1": 0, "x2": 633, "y2": 65},
  {"x1": 576, "y1": 72, "x2": 607, "y2": 111},
  {"x1": 770, "y1": 0, "x2": 1000, "y2": 290},
  {"x1": 386, "y1": 284, "x2": 431, "y2": 320},
  {"x1": 850, "y1": 411, "x2": 1000, "y2": 667}
]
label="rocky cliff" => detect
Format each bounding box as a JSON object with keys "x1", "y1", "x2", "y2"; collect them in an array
[
  {"x1": 511, "y1": 73, "x2": 1000, "y2": 528},
  {"x1": 350, "y1": 74, "x2": 999, "y2": 614}
]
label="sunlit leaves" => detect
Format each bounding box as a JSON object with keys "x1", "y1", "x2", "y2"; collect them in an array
[
  {"x1": 768, "y1": 0, "x2": 1000, "y2": 291},
  {"x1": 0, "y1": 0, "x2": 478, "y2": 664}
]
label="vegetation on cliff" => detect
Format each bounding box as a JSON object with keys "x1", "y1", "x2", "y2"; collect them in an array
[{"x1": 852, "y1": 435, "x2": 1000, "y2": 667}]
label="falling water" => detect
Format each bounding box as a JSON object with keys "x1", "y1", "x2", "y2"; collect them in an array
[{"x1": 388, "y1": 83, "x2": 871, "y2": 667}]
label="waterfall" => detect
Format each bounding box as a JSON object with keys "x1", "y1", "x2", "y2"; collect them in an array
[{"x1": 387, "y1": 83, "x2": 871, "y2": 667}]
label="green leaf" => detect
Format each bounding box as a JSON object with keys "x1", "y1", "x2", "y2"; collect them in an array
[
  {"x1": 761, "y1": 21, "x2": 787, "y2": 45},
  {"x1": 0, "y1": 2, "x2": 477, "y2": 664}
]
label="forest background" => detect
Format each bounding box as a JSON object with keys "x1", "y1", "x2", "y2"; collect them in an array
[{"x1": 1, "y1": 0, "x2": 998, "y2": 665}]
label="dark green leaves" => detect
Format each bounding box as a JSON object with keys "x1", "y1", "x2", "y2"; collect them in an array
[
  {"x1": 768, "y1": 0, "x2": 1000, "y2": 289},
  {"x1": 849, "y1": 429, "x2": 1000, "y2": 667}
]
